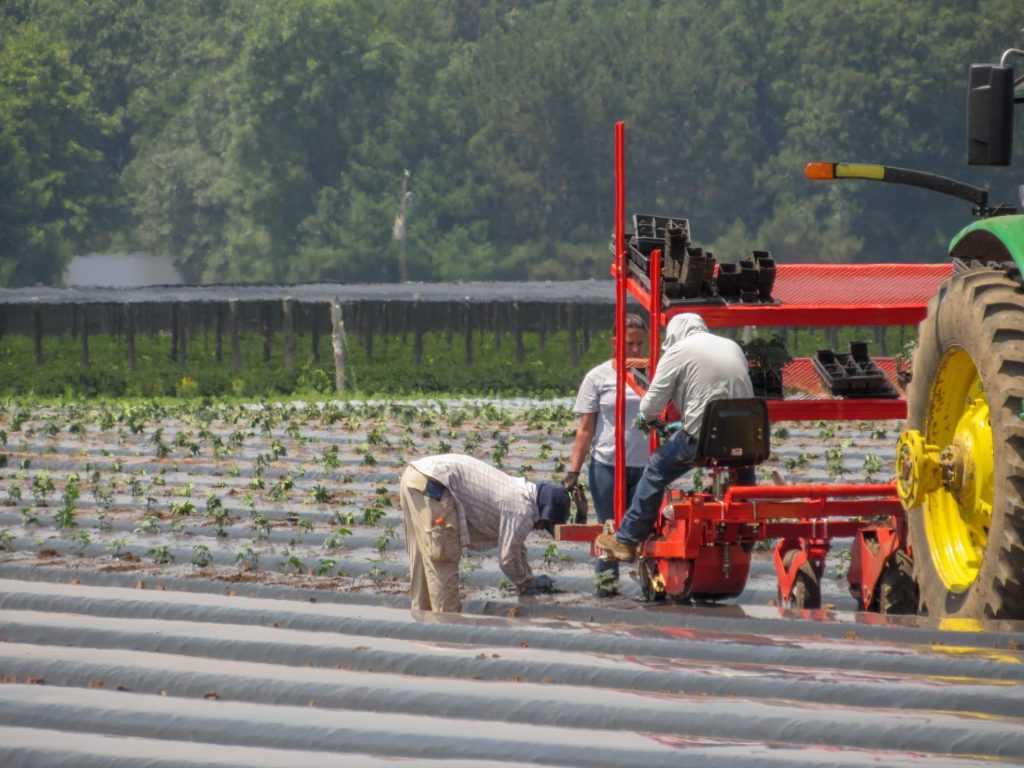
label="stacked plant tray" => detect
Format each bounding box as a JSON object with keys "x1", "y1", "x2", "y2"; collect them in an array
[
  {"x1": 812, "y1": 341, "x2": 897, "y2": 398},
  {"x1": 619, "y1": 213, "x2": 777, "y2": 307}
]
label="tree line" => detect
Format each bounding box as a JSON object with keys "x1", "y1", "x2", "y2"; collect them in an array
[{"x1": 1, "y1": 0, "x2": 1020, "y2": 288}]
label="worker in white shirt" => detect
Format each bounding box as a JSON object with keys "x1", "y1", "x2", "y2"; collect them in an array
[
  {"x1": 565, "y1": 312, "x2": 651, "y2": 596},
  {"x1": 596, "y1": 313, "x2": 754, "y2": 562},
  {"x1": 400, "y1": 453, "x2": 571, "y2": 613}
]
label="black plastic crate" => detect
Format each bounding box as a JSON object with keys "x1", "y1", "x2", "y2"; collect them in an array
[{"x1": 812, "y1": 343, "x2": 897, "y2": 398}]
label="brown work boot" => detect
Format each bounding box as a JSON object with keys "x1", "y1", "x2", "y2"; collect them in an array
[{"x1": 595, "y1": 532, "x2": 637, "y2": 562}]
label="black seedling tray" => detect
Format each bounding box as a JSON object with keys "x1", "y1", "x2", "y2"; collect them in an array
[
  {"x1": 749, "y1": 367, "x2": 784, "y2": 399},
  {"x1": 812, "y1": 344, "x2": 897, "y2": 398}
]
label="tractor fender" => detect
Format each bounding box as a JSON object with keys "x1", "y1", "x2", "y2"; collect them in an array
[{"x1": 949, "y1": 214, "x2": 1024, "y2": 276}]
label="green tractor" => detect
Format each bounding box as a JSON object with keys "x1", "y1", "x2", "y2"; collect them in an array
[{"x1": 809, "y1": 49, "x2": 1024, "y2": 620}]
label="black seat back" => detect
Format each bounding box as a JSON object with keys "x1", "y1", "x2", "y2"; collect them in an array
[{"x1": 692, "y1": 398, "x2": 770, "y2": 468}]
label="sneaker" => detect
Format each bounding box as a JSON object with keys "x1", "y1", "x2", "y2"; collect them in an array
[{"x1": 595, "y1": 532, "x2": 637, "y2": 562}]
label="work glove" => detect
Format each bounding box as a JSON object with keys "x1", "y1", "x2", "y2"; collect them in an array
[
  {"x1": 518, "y1": 574, "x2": 555, "y2": 595},
  {"x1": 632, "y1": 415, "x2": 662, "y2": 434},
  {"x1": 569, "y1": 484, "x2": 588, "y2": 524},
  {"x1": 562, "y1": 470, "x2": 580, "y2": 491},
  {"x1": 656, "y1": 421, "x2": 684, "y2": 439}
]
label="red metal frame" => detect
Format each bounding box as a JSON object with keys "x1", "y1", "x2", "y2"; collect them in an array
[
  {"x1": 558, "y1": 122, "x2": 929, "y2": 612},
  {"x1": 621, "y1": 262, "x2": 952, "y2": 329},
  {"x1": 613, "y1": 121, "x2": 627, "y2": 528}
]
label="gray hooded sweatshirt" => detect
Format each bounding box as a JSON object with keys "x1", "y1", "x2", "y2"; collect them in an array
[{"x1": 640, "y1": 313, "x2": 753, "y2": 437}]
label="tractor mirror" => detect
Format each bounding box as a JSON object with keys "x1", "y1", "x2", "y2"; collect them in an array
[{"x1": 967, "y1": 64, "x2": 1014, "y2": 166}]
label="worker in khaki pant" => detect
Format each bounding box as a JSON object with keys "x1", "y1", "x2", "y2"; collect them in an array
[{"x1": 401, "y1": 453, "x2": 571, "y2": 613}]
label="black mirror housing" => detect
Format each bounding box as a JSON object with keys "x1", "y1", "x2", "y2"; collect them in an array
[{"x1": 967, "y1": 64, "x2": 1014, "y2": 166}]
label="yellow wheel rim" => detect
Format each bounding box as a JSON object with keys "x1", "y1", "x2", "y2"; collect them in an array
[{"x1": 923, "y1": 349, "x2": 994, "y2": 592}]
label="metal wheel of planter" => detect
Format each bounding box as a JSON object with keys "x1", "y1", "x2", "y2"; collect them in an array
[{"x1": 778, "y1": 549, "x2": 821, "y2": 610}]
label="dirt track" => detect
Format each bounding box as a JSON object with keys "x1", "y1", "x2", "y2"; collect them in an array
[{"x1": 1, "y1": 399, "x2": 1022, "y2": 765}]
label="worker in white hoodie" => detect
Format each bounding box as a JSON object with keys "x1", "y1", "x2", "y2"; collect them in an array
[{"x1": 596, "y1": 313, "x2": 753, "y2": 562}]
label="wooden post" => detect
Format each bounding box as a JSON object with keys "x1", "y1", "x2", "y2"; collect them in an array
[
  {"x1": 513, "y1": 302, "x2": 525, "y2": 364},
  {"x1": 229, "y1": 300, "x2": 241, "y2": 371},
  {"x1": 0, "y1": 305, "x2": 7, "y2": 341},
  {"x1": 363, "y1": 305, "x2": 374, "y2": 362},
  {"x1": 261, "y1": 303, "x2": 272, "y2": 364},
  {"x1": 170, "y1": 303, "x2": 180, "y2": 363},
  {"x1": 125, "y1": 304, "x2": 137, "y2": 370},
  {"x1": 463, "y1": 302, "x2": 473, "y2": 364},
  {"x1": 874, "y1": 325, "x2": 886, "y2": 355},
  {"x1": 311, "y1": 304, "x2": 320, "y2": 362},
  {"x1": 179, "y1": 303, "x2": 188, "y2": 370},
  {"x1": 412, "y1": 302, "x2": 423, "y2": 366},
  {"x1": 32, "y1": 305, "x2": 44, "y2": 364},
  {"x1": 214, "y1": 304, "x2": 224, "y2": 363},
  {"x1": 80, "y1": 305, "x2": 90, "y2": 367},
  {"x1": 568, "y1": 304, "x2": 579, "y2": 367},
  {"x1": 492, "y1": 303, "x2": 502, "y2": 350},
  {"x1": 445, "y1": 303, "x2": 453, "y2": 350},
  {"x1": 283, "y1": 298, "x2": 295, "y2": 373},
  {"x1": 330, "y1": 299, "x2": 346, "y2": 391}
]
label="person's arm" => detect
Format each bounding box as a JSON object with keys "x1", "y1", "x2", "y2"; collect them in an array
[
  {"x1": 639, "y1": 346, "x2": 681, "y2": 421},
  {"x1": 568, "y1": 412, "x2": 597, "y2": 474},
  {"x1": 498, "y1": 511, "x2": 536, "y2": 588}
]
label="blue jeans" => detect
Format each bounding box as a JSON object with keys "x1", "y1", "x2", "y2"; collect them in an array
[
  {"x1": 590, "y1": 459, "x2": 644, "y2": 588},
  {"x1": 616, "y1": 431, "x2": 758, "y2": 545}
]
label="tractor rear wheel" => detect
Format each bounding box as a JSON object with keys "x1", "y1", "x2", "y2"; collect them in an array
[{"x1": 904, "y1": 268, "x2": 1024, "y2": 619}]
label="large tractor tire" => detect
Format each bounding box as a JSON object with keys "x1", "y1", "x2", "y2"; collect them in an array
[{"x1": 903, "y1": 267, "x2": 1024, "y2": 619}]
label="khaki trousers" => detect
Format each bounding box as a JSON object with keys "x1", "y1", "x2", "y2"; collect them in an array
[{"x1": 400, "y1": 466, "x2": 462, "y2": 612}]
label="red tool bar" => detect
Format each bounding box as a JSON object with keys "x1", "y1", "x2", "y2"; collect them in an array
[
  {"x1": 767, "y1": 398, "x2": 906, "y2": 420},
  {"x1": 764, "y1": 521, "x2": 869, "y2": 539},
  {"x1": 724, "y1": 483, "x2": 898, "y2": 504}
]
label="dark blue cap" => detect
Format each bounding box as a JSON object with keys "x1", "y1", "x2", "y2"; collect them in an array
[{"x1": 535, "y1": 482, "x2": 571, "y2": 533}]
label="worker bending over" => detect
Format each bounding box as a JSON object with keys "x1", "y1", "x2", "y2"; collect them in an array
[
  {"x1": 401, "y1": 453, "x2": 571, "y2": 612},
  {"x1": 596, "y1": 313, "x2": 754, "y2": 562}
]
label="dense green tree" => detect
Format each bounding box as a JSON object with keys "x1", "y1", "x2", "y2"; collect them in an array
[
  {"x1": 0, "y1": 25, "x2": 118, "y2": 285},
  {"x1": 2, "y1": 0, "x2": 1022, "y2": 285}
]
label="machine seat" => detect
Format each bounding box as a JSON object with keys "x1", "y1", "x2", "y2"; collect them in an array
[{"x1": 692, "y1": 397, "x2": 770, "y2": 469}]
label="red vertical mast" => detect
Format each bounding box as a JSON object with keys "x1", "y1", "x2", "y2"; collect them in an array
[{"x1": 613, "y1": 122, "x2": 626, "y2": 527}]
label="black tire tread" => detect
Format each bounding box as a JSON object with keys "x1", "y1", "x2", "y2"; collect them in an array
[
  {"x1": 906, "y1": 267, "x2": 1024, "y2": 619},
  {"x1": 878, "y1": 551, "x2": 917, "y2": 615}
]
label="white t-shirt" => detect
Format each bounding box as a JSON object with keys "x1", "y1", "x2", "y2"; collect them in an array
[{"x1": 573, "y1": 360, "x2": 650, "y2": 468}]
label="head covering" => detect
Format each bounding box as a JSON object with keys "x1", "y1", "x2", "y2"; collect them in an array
[
  {"x1": 662, "y1": 313, "x2": 709, "y2": 351},
  {"x1": 534, "y1": 482, "x2": 571, "y2": 533}
]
